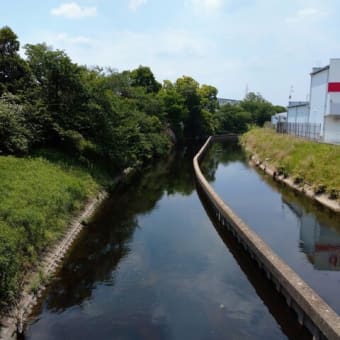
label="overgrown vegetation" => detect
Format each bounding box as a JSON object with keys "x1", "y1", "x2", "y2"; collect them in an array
[
  {"x1": 0, "y1": 155, "x2": 99, "y2": 306},
  {"x1": 241, "y1": 128, "x2": 340, "y2": 200},
  {"x1": 0, "y1": 25, "x2": 283, "y2": 306}
]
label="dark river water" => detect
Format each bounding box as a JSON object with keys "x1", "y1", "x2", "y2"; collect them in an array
[
  {"x1": 200, "y1": 141, "x2": 340, "y2": 315},
  {"x1": 24, "y1": 139, "x2": 340, "y2": 339}
]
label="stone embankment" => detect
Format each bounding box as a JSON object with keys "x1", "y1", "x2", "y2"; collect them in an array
[
  {"x1": 193, "y1": 135, "x2": 340, "y2": 340},
  {"x1": 0, "y1": 191, "x2": 107, "y2": 340}
]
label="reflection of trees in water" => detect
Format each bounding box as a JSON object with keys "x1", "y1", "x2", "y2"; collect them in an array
[
  {"x1": 43, "y1": 145, "x2": 201, "y2": 312},
  {"x1": 200, "y1": 141, "x2": 247, "y2": 182},
  {"x1": 165, "y1": 147, "x2": 197, "y2": 196},
  {"x1": 45, "y1": 198, "x2": 137, "y2": 311}
]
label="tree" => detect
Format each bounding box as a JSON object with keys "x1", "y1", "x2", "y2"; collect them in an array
[
  {"x1": 175, "y1": 76, "x2": 204, "y2": 138},
  {"x1": 130, "y1": 65, "x2": 161, "y2": 93},
  {"x1": 0, "y1": 93, "x2": 31, "y2": 154},
  {"x1": 198, "y1": 84, "x2": 218, "y2": 113},
  {"x1": 157, "y1": 80, "x2": 187, "y2": 141},
  {"x1": 216, "y1": 104, "x2": 251, "y2": 134},
  {"x1": 273, "y1": 105, "x2": 286, "y2": 113},
  {"x1": 24, "y1": 43, "x2": 90, "y2": 143},
  {"x1": 240, "y1": 92, "x2": 275, "y2": 126},
  {"x1": 0, "y1": 26, "x2": 31, "y2": 95},
  {"x1": 198, "y1": 84, "x2": 219, "y2": 134}
]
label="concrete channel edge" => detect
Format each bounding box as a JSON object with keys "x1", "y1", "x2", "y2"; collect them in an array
[{"x1": 193, "y1": 135, "x2": 340, "y2": 340}]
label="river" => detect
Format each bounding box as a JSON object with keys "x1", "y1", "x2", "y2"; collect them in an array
[
  {"x1": 24, "y1": 139, "x2": 340, "y2": 339},
  {"x1": 200, "y1": 141, "x2": 340, "y2": 315}
]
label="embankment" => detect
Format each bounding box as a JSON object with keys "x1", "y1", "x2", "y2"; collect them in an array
[
  {"x1": 240, "y1": 128, "x2": 340, "y2": 212},
  {"x1": 194, "y1": 135, "x2": 340, "y2": 339},
  {"x1": 0, "y1": 155, "x2": 108, "y2": 339}
]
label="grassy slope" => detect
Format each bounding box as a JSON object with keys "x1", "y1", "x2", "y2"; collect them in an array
[
  {"x1": 0, "y1": 155, "x2": 100, "y2": 305},
  {"x1": 240, "y1": 128, "x2": 340, "y2": 200}
]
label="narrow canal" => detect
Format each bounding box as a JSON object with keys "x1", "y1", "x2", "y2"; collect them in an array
[
  {"x1": 200, "y1": 140, "x2": 340, "y2": 315},
  {"x1": 24, "y1": 139, "x2": 339, "y2": 339}
]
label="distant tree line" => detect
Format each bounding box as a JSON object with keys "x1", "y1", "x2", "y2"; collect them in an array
[{"x1": 0, "y1": 25, "x2": 285, "y2": 172}]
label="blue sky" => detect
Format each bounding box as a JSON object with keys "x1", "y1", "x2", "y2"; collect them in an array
[{"x1": 1, "y1": 0, "x2": 339, "y2": 105}]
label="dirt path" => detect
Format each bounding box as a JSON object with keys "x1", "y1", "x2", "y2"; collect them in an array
[{"x1": 0, "y1": 191, "x2": 107, "y2": 340}]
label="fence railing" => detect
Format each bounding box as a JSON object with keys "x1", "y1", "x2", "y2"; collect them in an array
[{"x1": 276, "y1": 122, "x2": 321, "y2": 141}]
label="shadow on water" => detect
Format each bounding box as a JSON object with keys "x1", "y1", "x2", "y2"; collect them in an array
[{"x1": 196, "y1": 186, "x2": 311, "y2": 340}]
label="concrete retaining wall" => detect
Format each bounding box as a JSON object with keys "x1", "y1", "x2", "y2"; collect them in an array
[{"x1": 193, "y1": 136, "x2": 340, "y2": 340}]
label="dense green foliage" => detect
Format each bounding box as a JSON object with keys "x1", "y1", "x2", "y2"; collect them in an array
[
  {"x1": 241, "y1": 128, "x2": 340, "y2": 200},
  {"x1": 215, "y1": 93, "x2": 285, "y2": 134},
  {"x1": 0, "y1": 155, "x2": 99, "y2": 305},
  {"x1": 0, "y1": 26, "x2": 283, "y2": 163},
  {"x1": 0, "y1": 25, "x2": 284, "y2": 305}
]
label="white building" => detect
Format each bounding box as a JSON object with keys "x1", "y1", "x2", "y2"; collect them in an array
[
  {"x1": 217, "y1": 98, "x2": 241, "y2": 106},
  {"x1": 286, "y1": 58, "x2": 340, "y2": 144},
  {"x1": 287, "y1": 102, "x2": 309, "y2": 124},
  {"x1": 309, "y1": 59, "x2": 340, "y2": 144},
  {"x1": 271, "y1": 111, "x2": 287, "y2": 126}
]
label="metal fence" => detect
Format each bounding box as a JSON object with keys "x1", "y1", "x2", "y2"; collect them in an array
[{"x1": 276, "y1": 122, "x2": 321, "y2": 141}]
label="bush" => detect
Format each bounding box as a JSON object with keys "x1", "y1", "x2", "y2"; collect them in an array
[{"x1": 0, "y1": 93, "x2": 31, "y2": 154}]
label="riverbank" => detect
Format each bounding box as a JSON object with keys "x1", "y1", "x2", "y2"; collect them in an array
[
  {"x1": 240, "y1": 128, "x2": 340, "y2": 212},
  {"x1": 0, "y1": 154, "x2": 111, "y2": 339},
  {"x1": 0, "y1": 191, "x2": 107, "y2": 340}
]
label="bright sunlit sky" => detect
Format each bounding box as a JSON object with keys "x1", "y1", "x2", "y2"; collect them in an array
[{"x1": 1, "y1": 0, "x2": 340, "y2": 105}]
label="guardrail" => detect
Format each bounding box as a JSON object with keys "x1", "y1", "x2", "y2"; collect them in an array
[{"x1": 193, "y1": 135, "x2": 340, "y2": 340}]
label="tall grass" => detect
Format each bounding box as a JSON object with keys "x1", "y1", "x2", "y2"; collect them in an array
[
  {"x1": 241, "y1": 128, "x2": 340, "y2": 200},
  {"x1": 0, "y1": 154, "x2": 99, "y2": 306}
]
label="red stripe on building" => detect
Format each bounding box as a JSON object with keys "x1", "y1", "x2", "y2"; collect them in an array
[
  {"x1": 315, "y1": 244, "x2": 340, "y2": 252},
  {"x1": 328, "y1": 82, "x2": 340, "y2": 92}
]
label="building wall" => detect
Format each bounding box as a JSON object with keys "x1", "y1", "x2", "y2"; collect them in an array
[
  {"x1": 326, "y1": 59, "x2": 340, "y2": 116},
  {"x1": 309, "y1": 68, "x2": 329, "y2": 135},
  {"x1": 271, "y1": 112, "x2": 287, "y2": 125},
  {"x1": 324, "y1": 59, "x2": 340, "y2": 143},
  {"x1": 324, "y1": 116, "x2": 340, "y2": 144},
  {"x1": 287, "y1": 104, "x2": 309, "y2": 124}
]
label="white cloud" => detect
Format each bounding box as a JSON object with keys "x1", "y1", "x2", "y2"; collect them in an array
[
  {"x1": 189, "y1": 0, "x2": 227, "y2": 13},
  {"x1": 51, "y1": 2, "x2": 97, "y2": 19},
  {"x1": 286, "y1": 7, "x2": 328, "y2": 23},
  {"x1": 28, "y1": 0, "x2": 339, "y2": 105},
  {"x1": 128, "y1": 0, "x2": 148, "y2": 12}
]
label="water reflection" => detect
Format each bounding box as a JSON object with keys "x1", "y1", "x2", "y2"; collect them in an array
[
  {"x1": 200, "y1": 140, "x2": 246, "y2": 183},
  {"x1": 197, "y1": 186, "x2": 311, "y2": 340},
  {"x1": 202, "y1": 139, "x2": 340, "y2": 314},
  {"x1": 38, "y1": 149, "x2": 199, "y2": 313},
  {"x1": 283, "y1": 198, "x2": 340, "y2": 271},
  {"x1": 26, "y1": 144, "x2": 293, "y2": 340}
]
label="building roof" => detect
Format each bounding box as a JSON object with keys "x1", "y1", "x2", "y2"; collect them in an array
[
  {"x1": 217, "y1": 98, "x2": 241, "y2": 106},
  {"x1": 310, "y1": 65, "x2": 329, "y2": 76},
  {"x1": 288, "y1": 101, "x2": 308, "y2": 108}
]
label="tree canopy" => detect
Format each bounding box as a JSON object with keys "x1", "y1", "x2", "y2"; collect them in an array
[{"x1": 0, "y1": 25, "x2": 283, "y2": 168}]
